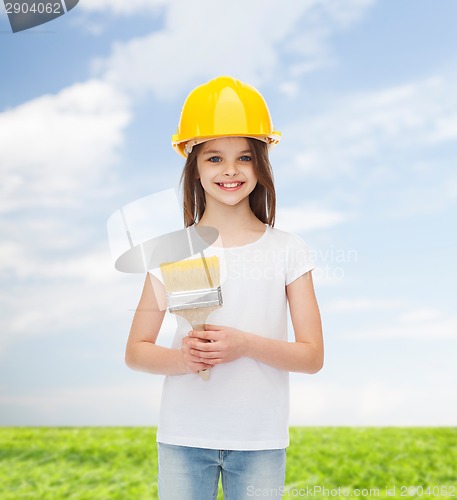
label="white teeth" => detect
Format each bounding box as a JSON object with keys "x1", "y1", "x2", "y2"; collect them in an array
[{"x1": 219, "y1": 182, "x2": 242, "y2": 188}]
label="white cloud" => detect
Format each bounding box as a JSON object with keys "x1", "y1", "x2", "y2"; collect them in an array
[
  {"x1": 0, "y1": 274, "x2": 128, "y2": 344},
  {"x1": 326, "y1": 298, "x2": 407, "y2": 312},
  {"x1": 93, "y1": 0, "x2": 375, "y2": 98},
  {"x1": 342, "y1": 316, "x2": 457, "y2": 341},
  {"x1": 399, "y1": 308, "x2": 443, "y2": 323},
  {"x1": 278, "y1": 81, "x2": 300, "y2": 99},
  {"x1": 275, "y1": 71, "x2": 457, "y2": 219},
  {"x1": 0, "y1": 79, "x2": 131, "y2": 212},
  {"x1": 3, "y1": 374, "x2": 456, "y2": 426},
  {"x1": 0, "y1": 242, "x2": 27, "y2": 277},
  {"x1": 290, "y1": 377, "x2": 457, "y2": 425},
  {"x1": 283, "y1": 74, "x2": 457, "y2": 181},
  {"x1": 0, "y1": 252, "x2": 177, "y2": 352},
  {"x1": 276, "y1": 204, "x2": 348, "y2": 233},
  {"x1": 0, "y1": 90, "x2": 121, "y2": 356},
  {"x1": 309, "y1": 296, "x2": 455, "y2": 341},
  {"x1": 0, "y1": 192, "x2": 180, "y2": 358},
  {"x1": 0, "y1": 379, "x2": 165, "y2": 425},
  {"x1": 324, "y1": 0, "x2": 376, "y2": 28},
  {"x1": 78, "y1": 0, "x2": 166, "y2": 15},
  {"x1": 0, "y1": 78, "x2": 137, "y2": 358}
]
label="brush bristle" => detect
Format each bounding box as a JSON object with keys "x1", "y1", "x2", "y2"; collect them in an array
[{"x1": 160, "y1": 256, "x2": 220, "y2": 293}]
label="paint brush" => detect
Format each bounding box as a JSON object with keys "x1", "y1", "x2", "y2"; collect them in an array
[{"x1": 160, "y1": 255, "x2": 222, "y2": 381}]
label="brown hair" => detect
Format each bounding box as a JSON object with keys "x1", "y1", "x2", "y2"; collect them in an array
[{"x1": 179, "y1": 138, "x2": 276, "y2": 228}]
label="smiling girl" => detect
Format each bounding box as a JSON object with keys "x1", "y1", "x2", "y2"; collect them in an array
[{"x1": 125, "y1": 76, "x2": 324, "y2": 499}]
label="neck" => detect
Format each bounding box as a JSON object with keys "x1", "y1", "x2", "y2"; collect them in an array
[{"x1": 198, "y1": 197, "x2": 261, "y2": 233}]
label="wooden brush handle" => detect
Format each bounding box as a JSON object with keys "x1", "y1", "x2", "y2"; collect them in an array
[
  {"x1": 193, "y1": 322, "x2": 211, "y2": 381},
  {"x1": 174, "y1": 306, "x2": 221, "y2": 381}
]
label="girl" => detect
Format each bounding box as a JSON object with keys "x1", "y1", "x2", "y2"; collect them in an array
[{"x1": 125, "y1": 76, "x2": 324, "y2": 499}]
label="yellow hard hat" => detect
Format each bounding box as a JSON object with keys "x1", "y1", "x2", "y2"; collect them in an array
[{"x1": 172, "y1": 76, "x2": 281, "y2": 157}]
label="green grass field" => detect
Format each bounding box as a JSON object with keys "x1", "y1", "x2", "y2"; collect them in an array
[{"x1": 0, "y1": 427, "x2": 456, "y2": 499}]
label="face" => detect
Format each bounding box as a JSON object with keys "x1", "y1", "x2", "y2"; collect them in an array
[{"x1": 196, "y1": 137, "x2": 258, "y2": 208}]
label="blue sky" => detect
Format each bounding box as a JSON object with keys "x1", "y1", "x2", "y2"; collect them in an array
[{"x1": 1, "y1": 0, "x2": 456, "y2": 426}]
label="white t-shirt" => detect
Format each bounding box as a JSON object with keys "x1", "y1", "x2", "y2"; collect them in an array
[{"x1": 150, "y1": 224, "x2": 315, "y2": 451}]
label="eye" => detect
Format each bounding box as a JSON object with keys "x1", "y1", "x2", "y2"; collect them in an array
[
  {"x1": 207, "y1": 156, "x2": 222, "y2": 163},
  {"x1": 239, "y1": 155, "x2": 252, "y2": 162}
]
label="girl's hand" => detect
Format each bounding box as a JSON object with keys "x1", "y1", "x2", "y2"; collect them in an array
[
  {"x1": 187, "y1": 324, "x2": 248, "y2": 366},
  {"x1": 181, "y1": 335, "x2": 214, "y2": 374}
]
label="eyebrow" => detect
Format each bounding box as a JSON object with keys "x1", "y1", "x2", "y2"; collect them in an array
[{"x1": 202, "y1": 149, "x2": 252, "y2": 155}]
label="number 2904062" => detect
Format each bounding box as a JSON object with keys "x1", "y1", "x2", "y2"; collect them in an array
[{"x1": 5, "y1": 3, "x2": 63, "y2": 15}]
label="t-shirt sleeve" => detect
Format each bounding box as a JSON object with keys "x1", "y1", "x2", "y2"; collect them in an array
[
  {"x1": 285, "y1": 233, "x2": 315, "y2": 286},
  {"x1": 148, "y1": 266, "x2": 164, "y2": 285},
  {"x1": 146, "y1": 267, "x2": 169, "y2": 312}
]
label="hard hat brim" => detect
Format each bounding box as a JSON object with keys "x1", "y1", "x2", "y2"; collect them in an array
[{"x1": 172, "y1": 132, "x2": 281, "y2": 158}]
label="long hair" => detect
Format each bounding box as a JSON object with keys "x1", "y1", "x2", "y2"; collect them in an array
[{"x1": 179, "y1": 138, "x2": 276, "y2": 228}]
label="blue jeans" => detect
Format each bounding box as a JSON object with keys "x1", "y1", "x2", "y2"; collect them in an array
[{"x1": 158, "y1": 442, "x2": 286, "y2": 499}]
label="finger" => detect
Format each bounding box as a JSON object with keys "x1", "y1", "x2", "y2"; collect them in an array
[
  {"x1": 191, "y1": 337, "x2": 214, "y2": 346},
  {"x1": 191, "y1": 361, "x2": 213, "y2": 371},
  {"x1": 205, "y1": 358, "x2": 222, "y2": 366},
  {"x1": 191, "y1": 348, "x2": 220, "y2": 359},
  {"x1": 204, "y1": 324, "x2": 223, "y2": 331},
  {"x1": 189, "y1": 340, "x2": 219, "y2": 352},
  {"x1": 186, "y1": 358, "x2": 211, "y2": 372},
  {"x1": 189, "y1": 330, "x2": 214, "y2": 341},
  {"x1": 188, "y1": 350, "x2": 215, "y2": 363},
  {"x1": 190, "y1": 342, "x2": 221, "y2": 354}
]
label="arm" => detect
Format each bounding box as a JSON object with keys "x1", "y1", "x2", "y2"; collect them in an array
[
  {"x1": 125, "y1": 273, "x2": 213, "y2": 375},
  {"x1": 246, "y1": 271, "x2": 324, "y2": 373},
  {"x1": 188, "y1": 271, "x2": 324, "y2": 374}
]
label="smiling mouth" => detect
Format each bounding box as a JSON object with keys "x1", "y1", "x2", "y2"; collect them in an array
[{"x1": 216, "y1": 182, "x2": 244, "y2": 190}]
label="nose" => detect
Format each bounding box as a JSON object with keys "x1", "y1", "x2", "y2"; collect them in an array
[{"x1": 223, "y1": 160, "x2": 238, "y2": 177}]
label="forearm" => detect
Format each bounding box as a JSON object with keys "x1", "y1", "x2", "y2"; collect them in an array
[
  {"x1": 243, "y1": 333, "x2": 323, "y2": 374},
  {"x1": 125, "y1": 341, "x2": 187, "y2": 375}
]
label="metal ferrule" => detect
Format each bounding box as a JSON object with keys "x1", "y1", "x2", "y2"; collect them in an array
[{"x1": 167, "y1": 286, "x2": 223, "y2": 312}]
